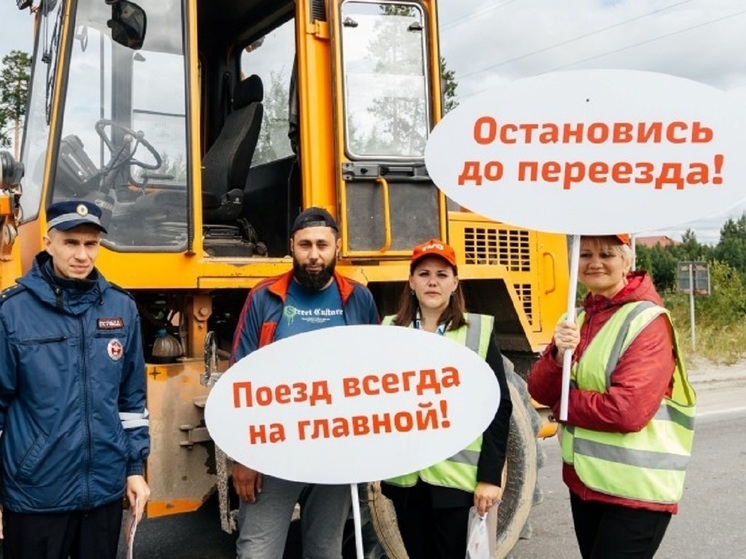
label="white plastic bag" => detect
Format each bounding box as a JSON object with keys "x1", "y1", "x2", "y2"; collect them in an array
[{"x1": 466, "y1": 506, "x2": 491, "y2": 559}]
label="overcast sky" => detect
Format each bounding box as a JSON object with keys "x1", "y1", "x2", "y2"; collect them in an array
[
  {"x1": 1, "y1": 5, "x2": 33, "y2": 58},
  {"x1": 2, "y1": 0, "x2": 745, "y2": 244}
]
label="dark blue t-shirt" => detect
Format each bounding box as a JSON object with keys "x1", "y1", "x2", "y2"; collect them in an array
[{"x1": 274, "y1": 278, "x2": 346, "y2": 340}]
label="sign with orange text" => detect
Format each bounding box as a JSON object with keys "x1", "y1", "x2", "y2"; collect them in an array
[
  {"x1": 204, "y1": 325, "x2": 500, "y2": 484},
  {"x1": 425, "y1": 69, "x2": 746, "y2": 235}
]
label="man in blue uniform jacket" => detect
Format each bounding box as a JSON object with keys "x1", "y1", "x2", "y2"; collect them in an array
[{"x1": 0, "y1": 200, "x2": 150, "y2": 559}]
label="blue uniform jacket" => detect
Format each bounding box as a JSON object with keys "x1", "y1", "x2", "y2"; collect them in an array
[
  {"x1": 0, "y1": 253, "x2": 149, "y2": 513},
  {"x1": 231, "y1": 269, "x2": 380, "y2": 363}
]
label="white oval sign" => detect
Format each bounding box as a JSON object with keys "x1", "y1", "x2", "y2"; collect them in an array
[
  {"x1": 425, "y1": 69, "x2": 746, "y2": 235},
  {"x1": 205, "y1": 325, "x2": 500, "y2": 484}
]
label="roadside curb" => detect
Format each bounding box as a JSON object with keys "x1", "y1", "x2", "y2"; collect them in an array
[
  {"x1": 688, "y1": 367, "x2": 746, "y2": 388},
  {"x1": 691, "y1": 375, "x2": 746, "y2": 388},
  {"x1": 686, "y1": 356, "x2": 746, "y2": 388}
]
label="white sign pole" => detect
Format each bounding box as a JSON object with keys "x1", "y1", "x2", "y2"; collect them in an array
[
  {"x1": 560, "y1": 235, "x2": 581, "y2": 422},
  {"x1": 351, "y1": 484, "x2": 364, "y2": 559}
]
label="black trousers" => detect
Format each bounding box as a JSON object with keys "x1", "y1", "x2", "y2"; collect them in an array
[
  {"x1": 2, "y1": 499, "x2": 123, "y2": 559},
  {"x1": 385, "y1": 479, "x2": 470, "y2": 559},
  {"x1": 570, "y1": 492, "x2": 672, "y2": 559}
]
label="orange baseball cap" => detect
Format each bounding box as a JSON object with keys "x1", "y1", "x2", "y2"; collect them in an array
[
  {"x1": 615, "y1": 234, "x2": 631, "y2": 246},
  {"x1": 411, "y1": 239, "x2": 458, "y2": 269}
]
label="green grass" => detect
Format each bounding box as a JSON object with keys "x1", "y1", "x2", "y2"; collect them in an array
[
  {"x1": 665, "y1": 292, "x2": 746, "y2": 365},
  {"x1": 669, "y1": 321, "x2": 746, "y2": 365}
]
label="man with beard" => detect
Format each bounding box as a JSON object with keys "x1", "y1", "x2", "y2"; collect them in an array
[{"x1": 229, "y1": 206, "x2": 379, "y2": 559}]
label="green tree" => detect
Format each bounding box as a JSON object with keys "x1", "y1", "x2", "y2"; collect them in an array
[
  {"x1": 441, "y1": 56, "x2": 458, "y2": 114},
  {"x1": 366, "y1": 11, "x2": 429, "y2": 155},
  {"x1": 344, "y1": 4, "x2": 462, "y2": 156},
  {"x1": 647, "y1": 244, "x2": 678, "y2": 293},
  {"x1": 634, "y1": 243, "x2": 677, "y2": 293},
  {"x1": 636, "y1": 230, "x2": 716, "y2": 294},
  {"x1": 695, "y1": 260, "x2": 746, "y2": 325},
  {"x1": 0, "y1": 50, "x2": 31, "y2": 157},
  {"x1": 634, "y1": 244, "x2": 653, "y2": 274},
  {"x1": 673, "y1": 229, "x2": 711, "y2": 261},
  {"x1": 713, "y1": 213, "x2": 746, "y2": 279},
  {"x1": 380, "y1": 4, "x2": 459, "y2": 115},
  {"x1": 254, "y1": 70, "x2": 290, "y2": 165}
]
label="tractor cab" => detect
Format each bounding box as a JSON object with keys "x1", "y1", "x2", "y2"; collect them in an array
[{"x1": 18, "y1": 0, "x2": 444, "y2": 266}]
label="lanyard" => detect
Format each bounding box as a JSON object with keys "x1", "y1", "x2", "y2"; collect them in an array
[{"x1": 414, "y1": 309, "x2": 447, "y2": 336}]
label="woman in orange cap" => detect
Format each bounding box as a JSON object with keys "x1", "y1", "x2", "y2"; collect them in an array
[
  {"x1": 528, "y1": 234, "x2": 696, "y2": 559},
  {"x1": 379, "y1": 239, "x2": 513, "y2": 559}
]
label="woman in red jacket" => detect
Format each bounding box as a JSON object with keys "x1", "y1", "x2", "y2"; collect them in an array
[{"x1": 528, "y1": 234, "x2": 695, "y2": 559}]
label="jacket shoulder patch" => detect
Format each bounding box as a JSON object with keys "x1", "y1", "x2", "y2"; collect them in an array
[{"x1": 0, "y1": 284, "x2": 26, "y2": 306}]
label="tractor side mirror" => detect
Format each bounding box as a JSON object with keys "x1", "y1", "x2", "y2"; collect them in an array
[
  {"x1": 106, "y1": 0, "x2": 147, "y2": 50},
  {"x1": 0, "y1": 151, "x2": 24, "y2": 189}
]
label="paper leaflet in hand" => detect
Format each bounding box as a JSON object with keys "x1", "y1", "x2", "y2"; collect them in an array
[{"x1": 126, "y1": 496, "x2": 139, "y2": 559}]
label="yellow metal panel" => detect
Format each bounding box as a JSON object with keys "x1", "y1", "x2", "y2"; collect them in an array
[
  {"x1": 148, "y1": 498, "x2": 205, "y2": 518},
  {"x1": 447, "y1": 210, "x2": 569, "y2": 350},
  {"x1": 0, "y1": 245, "x2": 22, "y2": 290},
  {"x1": 145, "y1": 360, "x2": 215, "y2": 518},
  {"x1": 197, "y1": 275, "x2": 271, "y2": 289},
  {"x1": 0, "y1": 195, "x2": 11, "y2": 215},
  {"x1": 185, "y1": 0, "x2": 205, "y2": 256},
  {"x1": 296, "y1": 4, "x2": 336, "y2": 215},
  {"x1": 93, "y1": 251, "x2": 294, "y2": 289}
]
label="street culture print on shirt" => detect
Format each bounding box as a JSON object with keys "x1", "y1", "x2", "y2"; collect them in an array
[
  {"x1": 273, "y1": 280, "x2": 346, "y2": 340},
  {"x1": 283, "y1": 305, "x2": 344, "y2": 326}
]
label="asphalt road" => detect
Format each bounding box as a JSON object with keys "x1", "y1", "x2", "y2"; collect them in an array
[
  {"x1": 119, "y1": 370, "x2": 746, "y2": 558},
  {"x1": 511, "y1": 374, "x2": 746, "y2": 558}
]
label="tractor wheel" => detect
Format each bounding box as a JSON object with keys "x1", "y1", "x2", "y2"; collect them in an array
[
  {"x1": 495, "y1": 361, "x2": 540, "y2": 556},
  {"x1": 368, "y1": 357, "x2": 542, "y2": 558},
  {"x1": 366, "y1": 481, "x2": 407, "y2": 559}
]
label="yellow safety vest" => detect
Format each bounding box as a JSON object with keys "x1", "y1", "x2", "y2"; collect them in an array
[
  {"x1": 382, "y1": 313, "x2": 494, "y2": 493},
  {"x1": 560, "y1": 301, "x2": 696, "y2": 504}
]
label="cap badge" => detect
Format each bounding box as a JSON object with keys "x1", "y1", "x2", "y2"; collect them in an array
[
  {"x1": 422, "y1": 243, "x2": 444, "y2": 252},
  {"x1": 76, "y1": 204, "x2": 89, "y2": 216}
]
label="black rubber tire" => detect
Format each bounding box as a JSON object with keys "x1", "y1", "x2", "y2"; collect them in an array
[
  {"x1": 496, "y1": 359, "x2": 540, "y2": 556},
  {"x1": 368, "y1": 357, "x2": 542, "y2": 558},
  {"x1": 367, "y1": 481, "x2": 407, "y2": 559},
  {"x1": 504, "y1": 357, "x2": 546, "y2": 502}
]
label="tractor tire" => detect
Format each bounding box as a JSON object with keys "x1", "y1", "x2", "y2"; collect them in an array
[
  {"x1": 368, "y1": 357, "x2": 543, "y2": 558},
  {"x1": 367, "y1": 481, "x2": 406, "y2": 559},
  {"x1": 496, "y1": 361, "x2": 540, "y2": 556},
  {"x1": 504, "y1": 356, "x2": 547, "y2": 517}
]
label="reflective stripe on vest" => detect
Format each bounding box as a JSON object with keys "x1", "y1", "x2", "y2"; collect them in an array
[
  {"x1": 384, "y1": 313, "x2": 493, "y2": 492},
  {"x1": 559, "y1": 301, "x2": 696, "y2": 504}
]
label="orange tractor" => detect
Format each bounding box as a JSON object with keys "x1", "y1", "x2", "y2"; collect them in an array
[{"x1": 1, "y1": 0, "x2": 566, "y2": 555}]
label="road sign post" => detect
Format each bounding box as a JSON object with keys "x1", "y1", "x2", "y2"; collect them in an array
[{"x1": 677, "y1": 261, "x2": 711, "y2": 351}]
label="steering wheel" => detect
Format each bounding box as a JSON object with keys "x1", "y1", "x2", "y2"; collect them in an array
[{"x1": 95, "y1": 118, "x2": 162, "y2": 170}]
